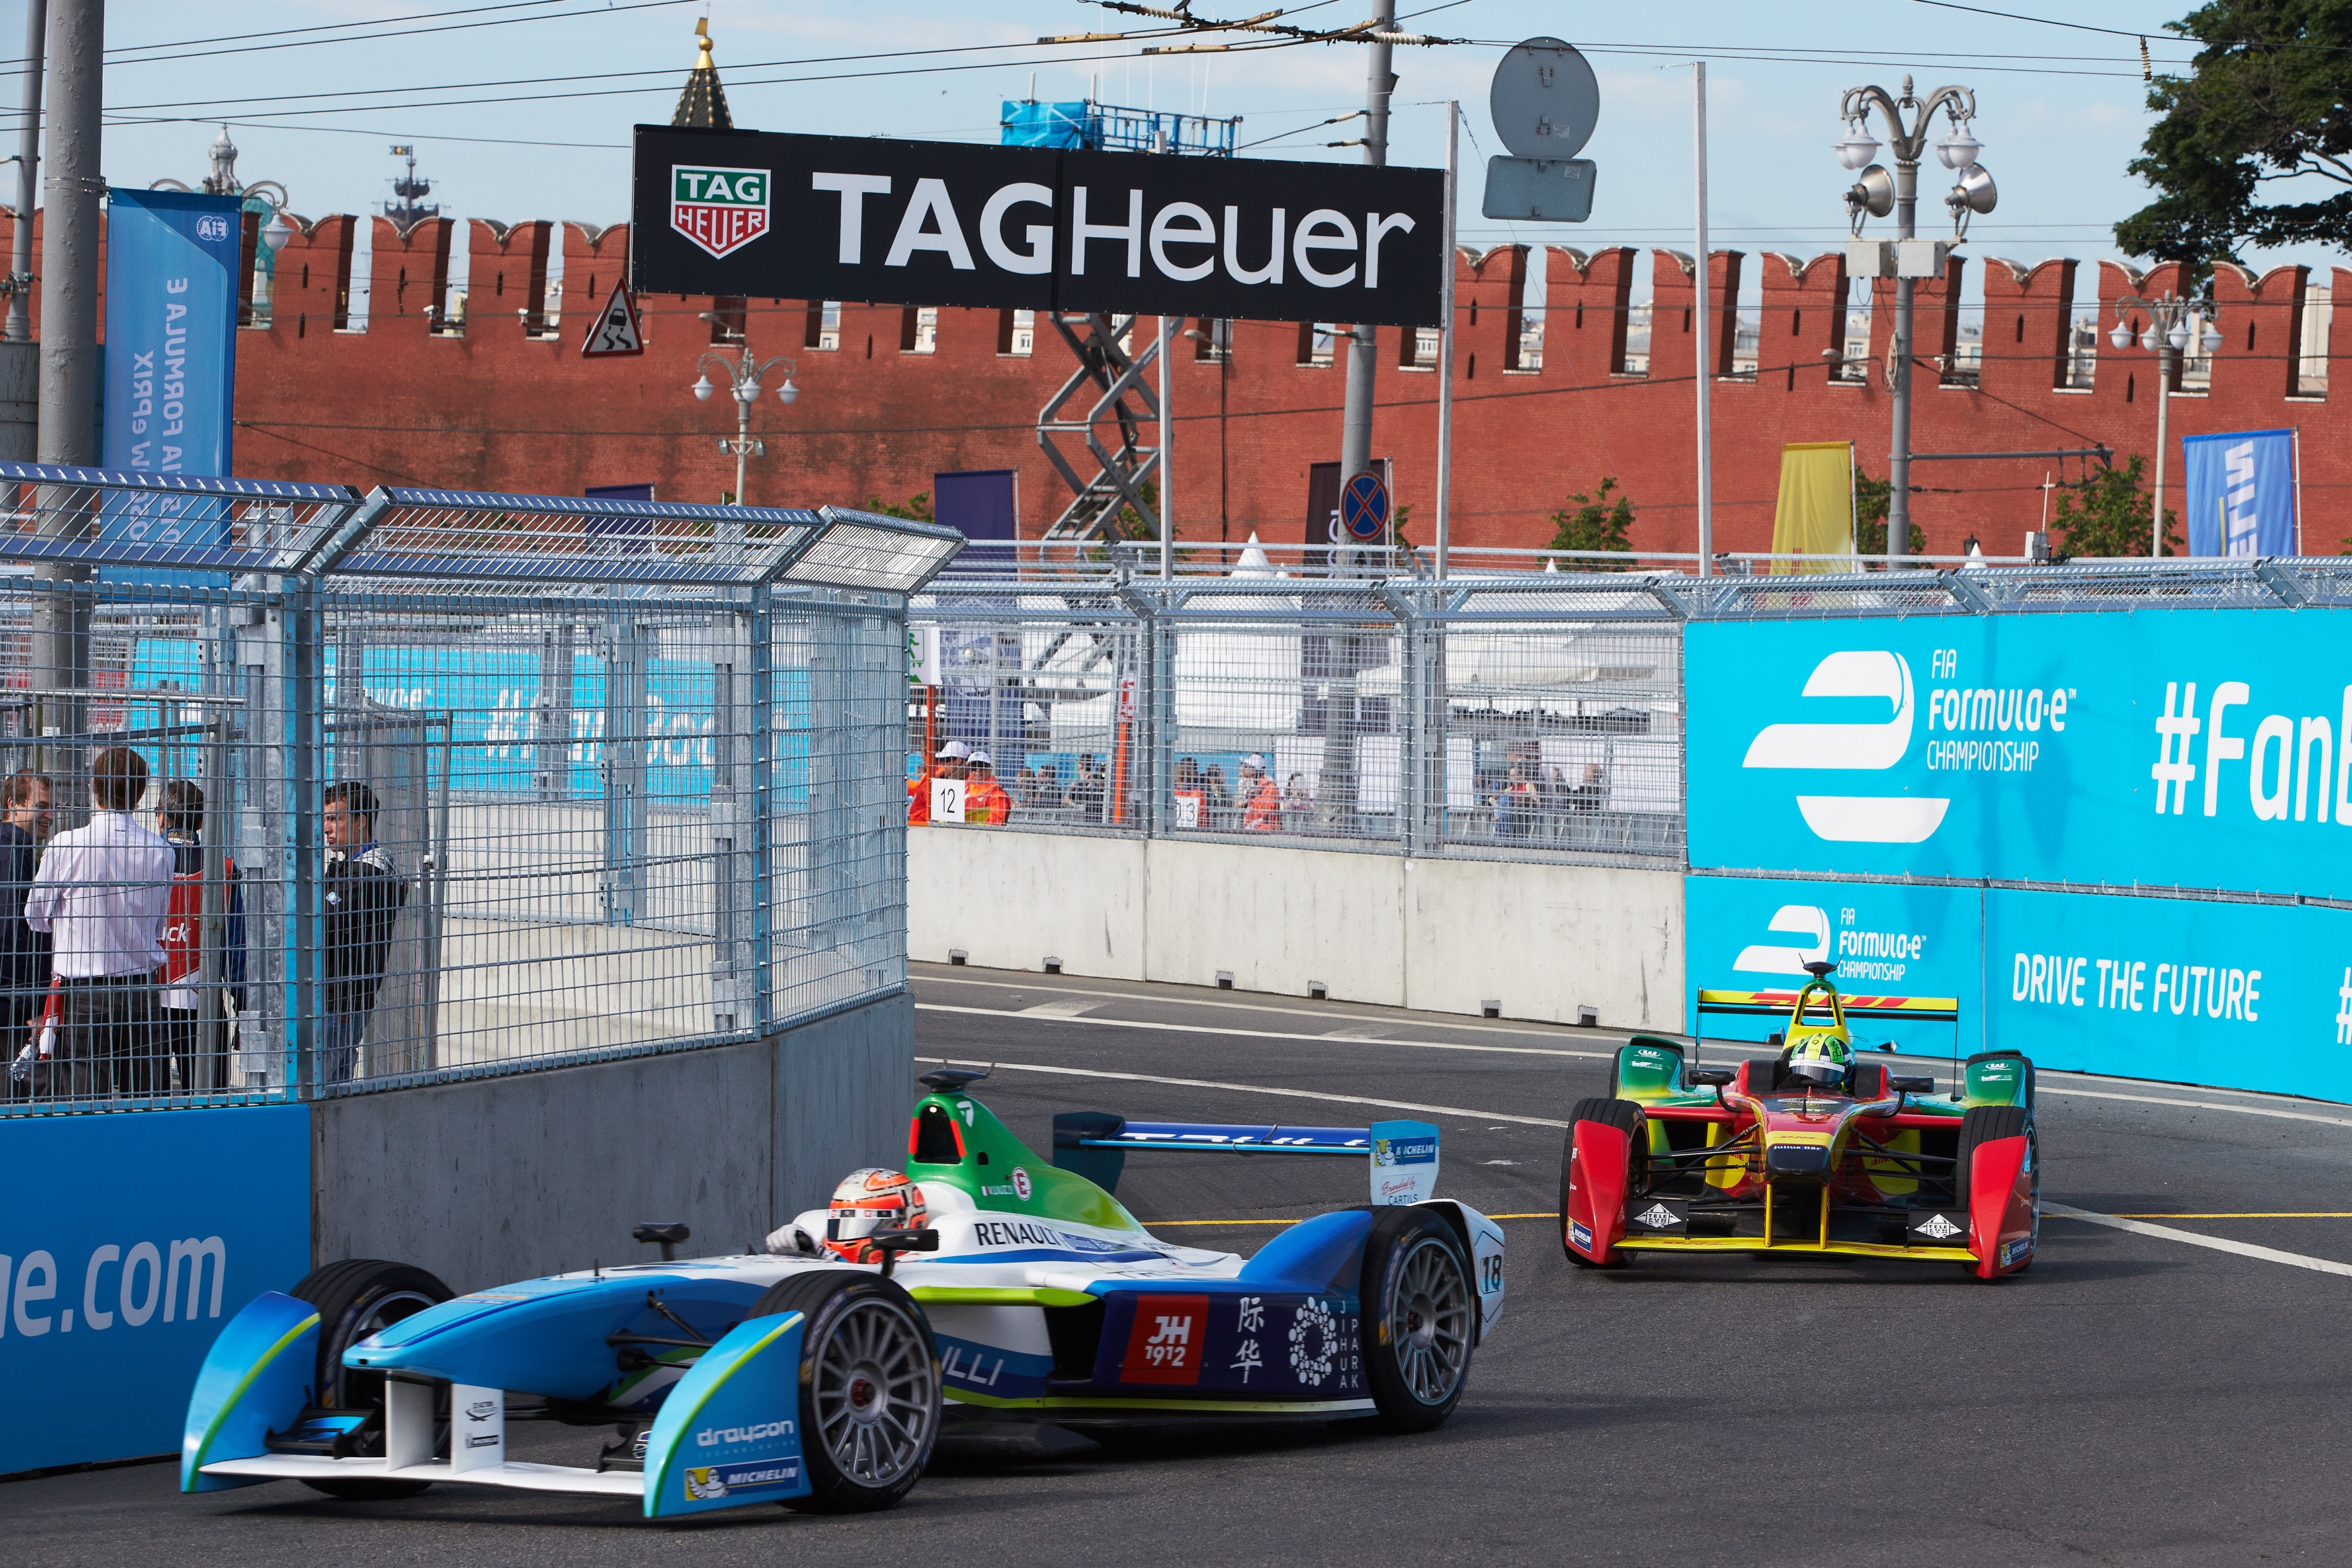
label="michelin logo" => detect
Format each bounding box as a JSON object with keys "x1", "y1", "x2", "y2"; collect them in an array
[{"x1": 1743, "y1": 650, "x2": 1949, "y2": 844}]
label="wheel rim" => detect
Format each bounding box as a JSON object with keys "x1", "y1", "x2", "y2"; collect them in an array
[
  {"x1": 330, "y1": 1287, "x2": 442, "y2": 1408},
  {"x1": 1388, "y1": 1237, "x2": 1472, "y2": 1407},
  {"x1": 811, "y1": 1298, "x2": 935, "y2": 1487}
]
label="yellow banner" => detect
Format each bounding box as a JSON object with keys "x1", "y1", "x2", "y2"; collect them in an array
[{"x1": 1769, "y1": 441, "x2": 1854, "y2": 574}]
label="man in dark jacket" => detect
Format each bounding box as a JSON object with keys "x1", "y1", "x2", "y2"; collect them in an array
[
  {"x1": 0, "y1": 770, "x2": 52, "y2": 1096},
  {"x1": 320, "y1": 781, "x2": 408, "y2": 1086}
]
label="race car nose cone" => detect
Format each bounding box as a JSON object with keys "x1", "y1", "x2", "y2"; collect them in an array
[{"x1": 1765, "y1": 1144, "x2": 1833, "y2": 1178}]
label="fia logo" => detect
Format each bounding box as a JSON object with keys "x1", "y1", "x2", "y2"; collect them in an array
[
  {"x1": 1742, "y1": 650, "x2": 1949, "y2": 844},
  {"x1": 195, "y1": 215, "x2": 230, "y2": 243}
]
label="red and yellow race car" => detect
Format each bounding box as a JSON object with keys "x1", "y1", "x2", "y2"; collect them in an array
[{"x1": 1560, "y1": 961, "x2": 2038, "y2": 1281}]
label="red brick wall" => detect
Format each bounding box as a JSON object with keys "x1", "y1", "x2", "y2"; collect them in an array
[{"x1": 7, "y1": 208, "x2": 2342, "y2": 554}]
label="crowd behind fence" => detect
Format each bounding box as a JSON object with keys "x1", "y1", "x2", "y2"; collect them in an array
[{"x1": 0, "y1": 465, "x2": 960, "y2": 1117}]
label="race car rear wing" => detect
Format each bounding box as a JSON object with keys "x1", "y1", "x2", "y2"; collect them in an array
[
  {"x1": 1052, "y1": 1113, "x2": 1439, "y2": 1205},
  {"x1": 1695, "y1": 989, "x2": 1961, "y2": 1025}
]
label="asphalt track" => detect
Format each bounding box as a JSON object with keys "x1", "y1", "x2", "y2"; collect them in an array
[{"x1": 15, "y1": 963, "x2": 2352, "y2": 1566}]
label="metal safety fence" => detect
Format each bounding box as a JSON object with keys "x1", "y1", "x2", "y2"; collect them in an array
[
  {"x1": 910, "y1": 574, "x2": 1686, "y2": 865},
  {"x1": 0, "y1": 465, "x2": 961, "y2": 1116},
  {"x1": 909, "y1": 551, "x2": 2352, "y2": 866}
]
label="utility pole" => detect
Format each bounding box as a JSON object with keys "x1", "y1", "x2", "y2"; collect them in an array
[
  {"x1": 1337, "y1": 0, "x2": 1396, "y2": 498},
  {"x1": 5, "y1": 0, "x2": 43, "y2": 344},
  {"x1": 1693, "y1": 62, "x2": 1713, "y2": 575},
  {"x1": 35, "y1": 0, "x2": 98, "y2": 747}
]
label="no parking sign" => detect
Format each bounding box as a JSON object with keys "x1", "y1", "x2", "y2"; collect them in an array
[{"x1": 1340, "y1": 472, "x2": 1390, "y2": 541}]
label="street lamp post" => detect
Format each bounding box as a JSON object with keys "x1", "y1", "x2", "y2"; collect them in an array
[
  {"x1": 1835, "y1": 75, "x2": 1995, "y2": 562},
  {"x1": 691, "y1": 329, "x2": 799, "y2": 551},
  {"x1": 2109, "y1": 292, "x2": 2222, "y2": 556}
]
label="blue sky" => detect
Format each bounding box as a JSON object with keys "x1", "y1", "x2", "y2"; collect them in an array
[{"x1": 36, "y1": 0, "x2": 2338, "y2": 296}]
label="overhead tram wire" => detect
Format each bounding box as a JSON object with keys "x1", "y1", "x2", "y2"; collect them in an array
[
  {"x1": 99, "y1": 22, "x2": 2201, "y2": 124},
  {"x1": 0, "y1": 0, "x2": 578, "y2": 69},
  {"x1": 0, "y1": 0, "x2": 702, "y2": 73}
]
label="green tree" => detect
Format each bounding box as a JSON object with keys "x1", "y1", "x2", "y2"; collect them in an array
[
  {"x1": 1546, "y1": 478, "x2": 1636, "y2": 569},
  {"x1": 2050, "y1": 455, "x2": 2181, "y2": 558},
  {"x1": 2116, "y1": 1, "x2": 2352, "y2": 269},
  {"x1": 863, "y1": 491, "x2": 935, "y2": 522},
  {"x1": 1849, "y1": 462, "x2": 1904, "y2": 556}
]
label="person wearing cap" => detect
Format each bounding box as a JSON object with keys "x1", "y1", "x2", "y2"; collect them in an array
[
  {"x1": 909, "y1": 740, "x2": 968, "y2": 826},
  {"x1": 964, "y1": 750, "x2": 1012, "y2": 824},
  {"x1": 1239, "y1": 752, "x2": 1282, "y2": 832}
]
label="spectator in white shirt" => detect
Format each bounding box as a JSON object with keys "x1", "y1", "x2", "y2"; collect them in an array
[{"x1": 25, "y1": 747, "x2": 175, "y2": 1098}]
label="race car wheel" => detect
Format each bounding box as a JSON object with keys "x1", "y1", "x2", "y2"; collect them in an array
[
  {"x1": 1560, "y1": 1098, "x2": 1644, "y2": 1268},
  {"x1": 1955, "y1": 1106, "x2": 2038, "y2": 1280},
  {"x1": 752, "y1": 1270, "x2": 941, "y2": 1512},
  {"x1": 288, "y1": 1258, "x2": 454, "y2": 1500},
  {"x1": 1358, "y1": 1207, "x2": 1474, "y2": 1433}
]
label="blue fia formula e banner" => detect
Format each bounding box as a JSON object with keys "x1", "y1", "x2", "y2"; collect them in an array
[
  {"x1": 101, "y1": 189, "x2": 241, "y2": 482},
  {"x1": 1688, "y1": 875, "x2": 2352, "y2": 1100},
  {"x1": 0, "y1": 1105, "x2": 311, "y2": 1473},
  {"x1": 1687, "y1": 609, "x2": 2352, "y2": 899},
  {"x1": 1987, "y1": 887, "x2": 2352, "y2": 1098},
  {"x1": 1685, "y1": 875, "x2": 1984, "y2": 1056},
  {"x1": 2182, "y1": 428, "x2": 2297, "y2": 558}
]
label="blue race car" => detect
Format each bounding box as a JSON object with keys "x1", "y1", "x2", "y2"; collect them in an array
[{"x1": 183, "y1": 1070, "x2": 1505, "y2": 1519}]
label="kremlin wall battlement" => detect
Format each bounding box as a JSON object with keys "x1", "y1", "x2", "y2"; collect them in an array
[{"x1": 3, "y1": 204, "x2": 2343, "y2": 556}]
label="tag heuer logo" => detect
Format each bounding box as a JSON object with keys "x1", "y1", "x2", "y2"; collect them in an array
[
  {"x1": 1634, "y1": 1203, "x2": 1679, "y2": 1229},
  {"x1": 672, "y1": 165, "x2": 770, "y2": 259},
  {"x1": 1915, "y1": 1212, "x2": 1963, "y2": 1239}
]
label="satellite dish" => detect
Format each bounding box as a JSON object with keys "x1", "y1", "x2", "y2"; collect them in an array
[{"x1": 1489, "y1": 37, "x2": 1599, "y2": 161}]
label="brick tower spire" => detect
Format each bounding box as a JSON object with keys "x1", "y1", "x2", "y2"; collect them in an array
[{"x1": 671, "y1": 17, "x2": 734, "y2": 130}]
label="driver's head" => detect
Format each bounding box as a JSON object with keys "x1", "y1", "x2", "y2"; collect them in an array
[
  {"x1": 825, "y1": 1168, "x2": 927, "y2": 1263},
  {"x1": 1786, "y1": 1033, "x2": 1852, "y2": 1092}
]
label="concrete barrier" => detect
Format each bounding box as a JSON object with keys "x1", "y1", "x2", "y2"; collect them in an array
[
  {"x1": 910, "y1": 828, "x2": 1683, "y2": 1031},
  {"x1": 310, "y1": 991, "x2": 913, "y2": 1292}
]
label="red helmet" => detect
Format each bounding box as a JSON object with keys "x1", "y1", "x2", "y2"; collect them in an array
[{"x1": 825, "y1": 1168, "x2": 927, "y2": 1264}]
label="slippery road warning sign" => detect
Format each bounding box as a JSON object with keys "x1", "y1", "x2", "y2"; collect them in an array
[{"x1": 581, "y1": 279, "x2": 646, "y2": 359}]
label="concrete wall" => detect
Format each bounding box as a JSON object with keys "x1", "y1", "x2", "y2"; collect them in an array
[
  {"x1": 910, "y1": 829, "x2": 1683, "y2": 1032},
  {"x1": 310, "y1": 992, "x2": 912, "y2": 1293}
]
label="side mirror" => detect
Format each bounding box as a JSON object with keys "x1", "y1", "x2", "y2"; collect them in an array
[
  {"x1": 632, "y1": 1221, "x2": 691, "y2": 1261},
  {"x1": 1689, "y1": 1068, "x2": 1734, "y2": 1086},
  {"x1": 869, "y1": 1227, "x2": 941, "y2": 1279},
  {"x1": 1888, "y1": 1076, "x2": 1935, "y2": 1094}
]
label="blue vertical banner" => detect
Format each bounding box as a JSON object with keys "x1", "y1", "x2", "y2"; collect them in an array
[
  {"x1": 101, "y1": 188, "x2": 243, "y2": 568},
  {"x1": 2182, "y1": 427, "x2": 2297, "y2": 558}
]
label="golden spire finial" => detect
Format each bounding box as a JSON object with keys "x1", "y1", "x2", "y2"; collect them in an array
[{"x1": 694, "y1": 16, "x2": 715, "y2": 71}]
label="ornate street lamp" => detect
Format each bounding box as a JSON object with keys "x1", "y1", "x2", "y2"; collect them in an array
[
  {"x1": 1837, "y1": 76, "x2": 1996, "y2": 562},
  {"x1": 2109, "y1": 291, "x2": 2223, "y2": 556},
  {"x1": 689, "y1": 322, "x2": 800, "y2": 550}
]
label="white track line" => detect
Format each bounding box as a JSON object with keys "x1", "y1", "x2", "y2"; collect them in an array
[
  {"x1": 925, "y1": 1054, "x2": 1574, "y2": 1130},
  {"x1": 2045, "y1": 1204, "x2": 2352, "y2": 1278},
  {"x1": 916, "y1": 973, "x2": 1613, "y2": 1043},
  {"x1": 917, "y1": 1002, "x2": 1615, "y2": 1062},
  {"x1": 925, "y1": 1000, "x2": 2352, "y2": 1129},
  {"x1": 2033, "y1": 1087, "x2": 2352, "y2": 1130}
]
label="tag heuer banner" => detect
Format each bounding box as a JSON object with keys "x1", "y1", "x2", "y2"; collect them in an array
[{"x1": 632, "y1": 126, "x2": 1447, "y2": 327}]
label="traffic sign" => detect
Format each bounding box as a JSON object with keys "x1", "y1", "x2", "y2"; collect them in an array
[
  {"x1": 581, "y1": 279, "x2": 645, "y2": 358},
  {"x1": 1340, "y1": 471, "x2": 1391, "y2": 541}
]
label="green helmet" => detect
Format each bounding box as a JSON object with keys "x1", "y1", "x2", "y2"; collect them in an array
[{"x1": 1786, "y1": 1031, "x2": 1851, "y2": 1090}]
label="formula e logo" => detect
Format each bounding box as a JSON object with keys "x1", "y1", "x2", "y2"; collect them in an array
[
  {"x1": 1733, "y1": 904, "x2": 1831, "y2": 975},
  {"x1": 1011, "y1": 1167, "x2": 1032, "y2": 1201},
  {"x1": 1742, "y1": 650, "x2": 1949, "y2": 844}
]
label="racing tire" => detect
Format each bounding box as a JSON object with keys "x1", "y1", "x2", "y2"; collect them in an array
[
  {"x1": 1357, "y1": 1207, "x2": 1475, "y2": 1433},
  {"x1": 288, "y1": 1258, "x2": 455, "y2": 1500},
  {"x1": 751, "y1": 1270, "x2": 942, "y2": 1513},
  {"x1": 1560, "y1": 1097, "x2": 1644, "y2": 1269},
  {"x1": 1955, "y1": 1106, "x2": 2038, "y2": 1281}
]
